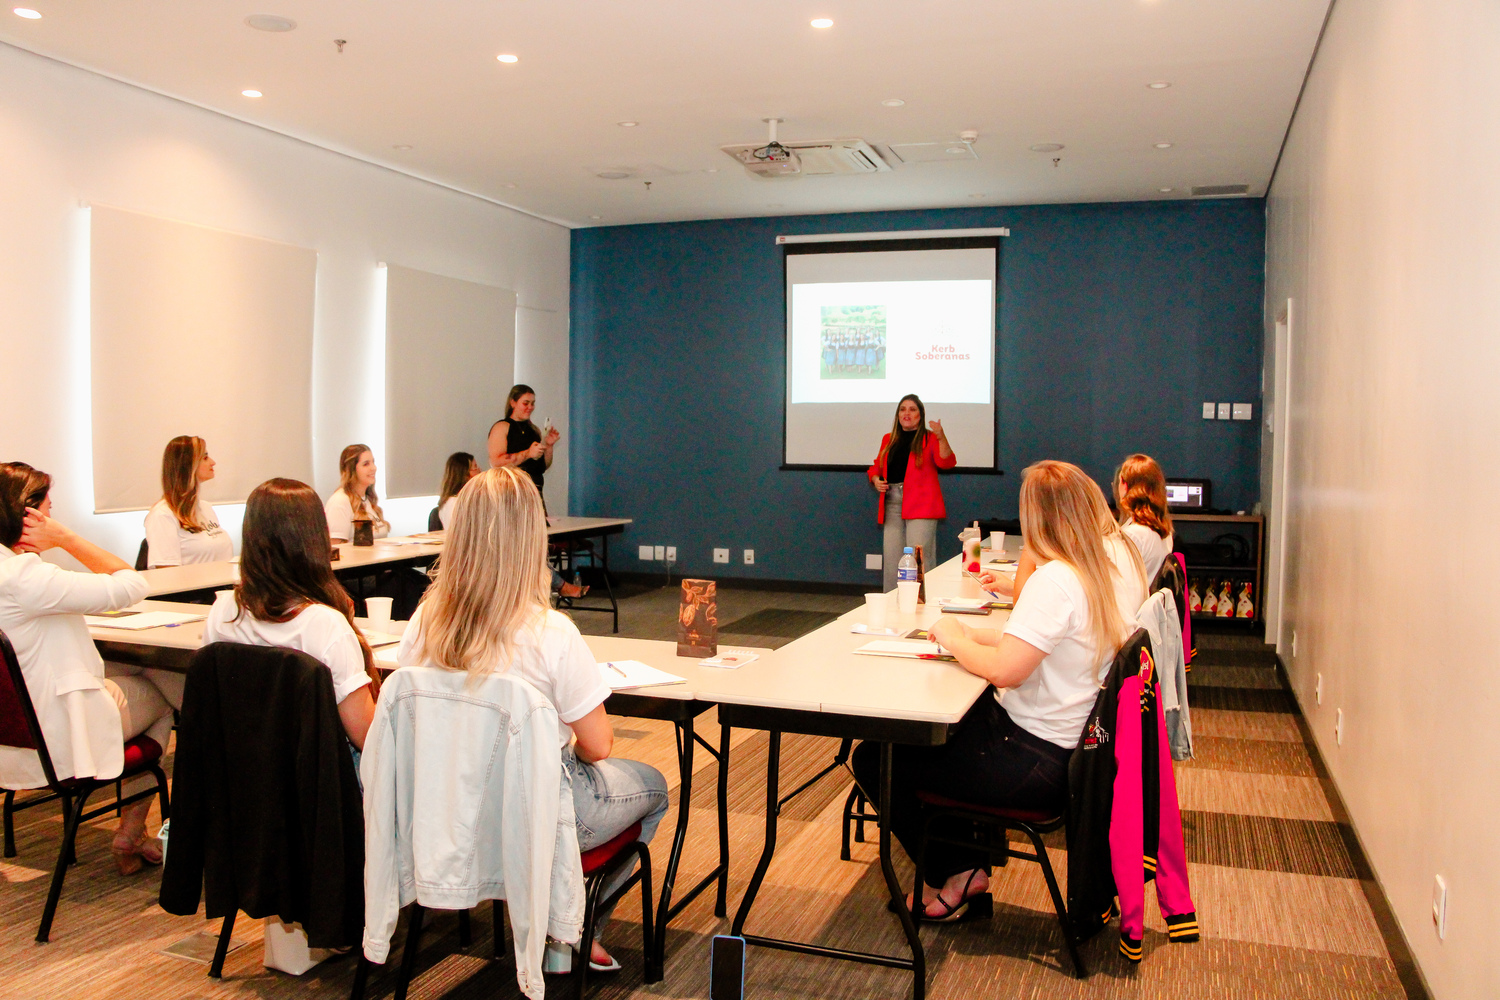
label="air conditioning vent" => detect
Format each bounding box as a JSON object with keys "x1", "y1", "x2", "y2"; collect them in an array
[{"x1": 1190, "y1": 184, "x2": 1250, "y2": 198}]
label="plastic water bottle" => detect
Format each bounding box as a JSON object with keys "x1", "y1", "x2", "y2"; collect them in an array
[{"x1": 897, "y1": 547, "x2": 918, "y2": 583}]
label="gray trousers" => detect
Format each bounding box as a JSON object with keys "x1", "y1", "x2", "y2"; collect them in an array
[{"x1": 882, "y1": 483, "x2": 939, "y2": 591}]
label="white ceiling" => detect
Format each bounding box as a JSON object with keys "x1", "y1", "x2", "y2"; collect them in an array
[{"x1": 0, "y1": 0, "x2": 1330, "y2": 228}]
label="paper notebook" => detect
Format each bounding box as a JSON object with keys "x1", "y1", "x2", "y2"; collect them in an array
[
  {"x1": 84, "y1": 610, "x2": 206, "y2": 630},
  {"x1": 359, "y1": 630, "x2": 404, "y2": 649},
  {"x1": 853, "y1": 640, "x2": 955, "y2": 661},
  {"x1": 598, "y1": 660, "x2": 687, "y2": 691}
]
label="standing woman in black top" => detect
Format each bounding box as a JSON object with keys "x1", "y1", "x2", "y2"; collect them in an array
[{"x1": 487, "y1": 384, "x2": 559, "y2": 494}]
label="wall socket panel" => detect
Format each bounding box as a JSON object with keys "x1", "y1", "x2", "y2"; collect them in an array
[
  {"x1": 1335, "y1": 708, "x2": 1344, "y2": 745},
  {"x1": 665, "y1": 546, "x2": 677, "y2": 563},
  {"x1": 743, "y1": 549, "x2": 755, "y2": 565},
  {"x1": 1202, "y1": 402, "x2": 1216, "y2": 419},
  {"x1": 1433, "y1": 875, "x2": 1448, "y2": 940},
  {"x1": 1216, "y1": 402, "x2": 1232, "y2": 420},
  {"x1": 1232, "y1": 402, "x2": 1254, "y2": 420},
  {"x1": 653, "y1": 545, "x2": 665, "y2": 561},
  {"x1": 866, "y1": 553, "x2": 883, "y2": 570},
  {"x1": 713, "y1": 548, "x2": 729, "y2": 564},
  {"x1": 638, "y1": 545, "x2": 653, "y2": 561}
]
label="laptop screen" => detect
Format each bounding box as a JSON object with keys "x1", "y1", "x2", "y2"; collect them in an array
[{"x1": 1165, "y1": 480, "x2": 1209, "y2": 509}]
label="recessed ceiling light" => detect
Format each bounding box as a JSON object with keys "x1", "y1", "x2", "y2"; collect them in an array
[
  {"x1": 13, "y1": 8, "x2": 42, "y2": 19},
  {"x1": 1159, "y1": 187, "x2": 1173, "y2": 193},
  {"x1": 392, "y1": 144, "x2": 412, "y2": 151},
  {"x1": 503, "y1": 182, "x2": 517, "y2": 189},
  {"x1": 496, "y1": 53, "x2": 519, "y2": 63},
  {"x1": 810, "y1": 18, "x2": 833, "y2": 28},
  {"x1": 1147, "y1": 81, "x2": 1172, "y2": 89},
  {"x1": 589, "y1": 215, "x2": 602, "y2": 220},
  {"x1": 244, "y1": 13, "x2": 296, "y2": 32},
  {"x1": 704, "y1": 168, "x2": 719, "y2": 173},
  {"x1": 1154, "y1": 142, "x2": 1174, "y2": 149},
  {"x1": 616, "y1": 121, "x2": 638, "y2": 128},
  {"x1": 241, "y1": 89, "x2": 263, "y2": 98},
  {"x1": 881, "y1": 98, "x2": 905, "y2": 107},
  {"x1": 1029, "y1": 143, "x2": 1064, "y2": 153},
  {"x1": 967, "y1": 193, "x2": 986, "y2": 199},
  {"x1": 597, "y1": 170, "x2": 631, "y2": 180},
  {"x1": 946, "y1": 147, "x2": 966, "y2": 155}
]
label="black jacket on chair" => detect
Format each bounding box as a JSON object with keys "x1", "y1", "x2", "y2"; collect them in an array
[{"x1": 159, "y1": 642, "x2": 364, "y2": 949}]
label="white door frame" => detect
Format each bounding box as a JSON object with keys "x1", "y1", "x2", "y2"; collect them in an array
[{"x1": 1264, "y1": 298, "x2": 1294, "y2": 650}]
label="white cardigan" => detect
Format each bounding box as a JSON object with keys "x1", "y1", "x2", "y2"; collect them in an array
[
  {"x1": 360, "y1": 665, "x2": 584, "y2": 1000},
  {"x1": 0, "y1": 547, "x2": 147, "y2": 788}
]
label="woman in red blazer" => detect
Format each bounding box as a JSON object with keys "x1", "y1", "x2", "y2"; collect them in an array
[{"x1": 868, "y1": 394, "x2": 956, "y2": 590}]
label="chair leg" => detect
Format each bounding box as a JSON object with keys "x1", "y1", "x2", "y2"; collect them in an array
[
  {"x1": 575, "y1": 877, "x2": 602, "y2": 1000},
  {"x1": 840, "y1": 783, "x2": 861, "y2": 861},
  {"x1": 492, "y1": 899, "x2": 509, "y2": 963},
  {"x1": 1022, "y1": 825, "x2": 1087, "y2": 979},
  {"x1": 458, "y1": 908, "x2": 472, "y2": 947},
  {"x1": 36, "y1": 788, "x2": 89, "y2": 943},
  {"x1": 350, "y1": 955, "x2": 370, "y2": 1000},
  {"x1": 636, "y1": 846, "x2": 655, "y2": 978},
  {"x1": 208, "y1": 910, "x2": 237, "y2": 978},
  {"x1": 151, "y1": 764, "x2": 171, "y2": 820},
  {"x1": 115, "y1": 779, "x2": 123, "y2": 817},
  {"x1": 395, "y1": 904, "x2": 426, "y2": 1000},
  {"x1": 4, "y1": 790, "x2": 15, "y2": 858}
]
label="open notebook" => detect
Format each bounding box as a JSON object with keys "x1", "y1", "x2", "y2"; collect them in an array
[{"x1": 598, "y1": 660, "x2": 686, "y2": 691}]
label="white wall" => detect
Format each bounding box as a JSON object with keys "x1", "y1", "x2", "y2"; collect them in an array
[
  {"x1": 0, "y1": 42, "x2": 571, "y2": 556},
  {"x1": 1263, "y1": 1, "x2": 1500, "y2": 996}
]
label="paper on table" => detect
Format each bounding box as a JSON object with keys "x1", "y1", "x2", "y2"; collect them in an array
[
  {"x1": 854, "y1": 640, "x2": 955, "y2": 661},
  {"x1": 359, "y1": 630, "x2": 404, "y2": 649},
  {"x1": 598, "y1": 660, "x2": 687, "y2": 691},
  {"x1": 84, "y1": 610, "x2": 207, "y2": 630},
  {"x1": 938, "y1": 596, "x2": 988, "y2": 608},
  {"x1": 382, "y1": 537, "x2": 439, "y2": 546},
  {"x1": 700, "y1": 650, "x2": 759, "y2": 668},
  {"x1": 850, "y1": 623, "x2": 902, "y2": 636}
]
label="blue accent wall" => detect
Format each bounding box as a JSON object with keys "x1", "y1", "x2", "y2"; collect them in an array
[{"x1": 571, "y1": 199, "x2": 1264, "y2": 585}]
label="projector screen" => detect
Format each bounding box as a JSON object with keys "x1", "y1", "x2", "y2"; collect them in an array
[{"x1": 783, "y1": 237, "x2": 1000, "y2": 470}]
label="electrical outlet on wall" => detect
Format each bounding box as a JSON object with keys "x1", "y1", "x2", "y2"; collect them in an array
[
  {"x1": 1335, "y1": 709, "x2": 1344, "y2": 746},
  {"x1": 638, "y1": 545, "x2": 653, "y2": 561},
  {"x1": 666, "y1": 546, "x2": 677, "y2": 563},
  {"x1": 866, "y1": 554, "x2": 882, "y2": 570},
  {"x1": 1202, "y1": 402, "x2": 1216, "y2": 420},
  {"x1": 1315, "y1": 673, "x2": 1323, "y2": 705},
  {"x1": 653, "y1": 545, "x2": 665, "y2": 561},
  {"x1": 1433, "y1": 876, "x2": 1448, "y2": 940},
  {"x1": 1216, "y1": 402, "x2": 1232, "y2": 420},
  {"x1": 713, "y1": 548, "x2": 729, "y2": 564},
  {"x1": 743, "y1": 549, "x2": 755, "y2": 565}
]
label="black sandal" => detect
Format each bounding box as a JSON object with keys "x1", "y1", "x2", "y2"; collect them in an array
[{"x1": 888, "y1": 870, "x2": 993, "y2": 923}]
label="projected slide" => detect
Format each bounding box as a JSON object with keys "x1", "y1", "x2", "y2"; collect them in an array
[{"x1": 783, "y1": 241, "x2": 999, "y2": 468}]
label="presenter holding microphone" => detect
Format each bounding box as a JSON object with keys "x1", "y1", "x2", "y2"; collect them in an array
[{"x1": 869, "y1": 394, "x2": 956, "y2": 591}]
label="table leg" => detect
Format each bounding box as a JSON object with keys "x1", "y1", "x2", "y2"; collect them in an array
[
  {"x1": 715, "y1": 720, "x2": 731, "y2": 917},
  {"x1": 878, "y1": 741, "x2": 925, "y2": 1000},
  {"x1": 731, "y1": 730, "x2": 780, "y2": 938}
]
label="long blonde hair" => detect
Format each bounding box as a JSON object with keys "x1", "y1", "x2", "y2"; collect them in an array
[
  {"x1": 337, "y1": 444, "x2": 388, "y2": 531},
  {"x1": 161, "y1": 435, "x2": 208, "y2": 532},
  {"x1": 1019, "y1": 460, "x2": 1146, "y2": 664},
  {"x1": 414, "y1": 466, "x2": 552, "y2": 676}
]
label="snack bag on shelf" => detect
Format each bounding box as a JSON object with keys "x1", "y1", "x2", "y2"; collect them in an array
[
  {"x1": 1201, "y1": 582, "x2": 1218, "y2": 616},
  {"x1": 1236, "y1": 582, "x2": 1255, "y2": 619},
  {"x1": 1188, "y1": 579, "x2": 1202, "y2": 613},
  {"x1": 1216, "y1": 580, "x2": 1234, "y2": 617}
]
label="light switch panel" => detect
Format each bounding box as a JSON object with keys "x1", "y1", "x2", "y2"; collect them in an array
[
  {"x1": 1232, "y1": 403, "x2": 1253, "y2": 421},
  {"x1": 1202, "y1": 402, "x2": 1216, "y2": 420},
  {"x1": 1216, "y1": 403, "x2": 1232, "y2": 420}
]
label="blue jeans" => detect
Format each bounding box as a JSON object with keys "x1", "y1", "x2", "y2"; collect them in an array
[
  {"x1": 564, "y1": 751, "x2": 669, "y2": 930},
  {"x1": 882, "y1": 483, "x2": 939, "y2": 591}
]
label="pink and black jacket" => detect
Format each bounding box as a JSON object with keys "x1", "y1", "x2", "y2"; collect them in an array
[{"x1": 1067, "y1": 628, "x2": 1199, "y2": 961}]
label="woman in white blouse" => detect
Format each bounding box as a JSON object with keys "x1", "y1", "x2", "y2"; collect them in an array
[
  {"x1": 0, "y1": 463, "x2": 176, "y2": 875},
  {"x1": 142, "y1": 436, "x2": 233, "y2": 568},
  {"x1": 1114, "y1": 453, "x2": 1175, "y2": 582},
  {"x1": 325, "y1": 444, "x2": 390, "y2": 544},
  {"x1": 436, "y1": 452, "x2": 479, "y2": 530}
]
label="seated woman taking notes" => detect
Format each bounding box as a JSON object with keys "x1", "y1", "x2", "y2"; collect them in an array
[
  {"x1": 437, "y1": 452, "x2": 479, "y2": 530},
  {"x1": 143, "y1": 435, "x2": 232, "y2": 567},
  {"x1": 205, "y1": 479, "x2": 378, "y2": 754},
  {"x1": 852, "y1": 461, "x2": 1147, "y2": 921},
  {"x1": 397, "y1": 467, "x2": 666, "y2": 971},
  {"x1": 325, "y1": 444, "x2": 390, "y2": 544},
  {"x1": 0, "y1": 462, "x2": 176, "y2": 875}
]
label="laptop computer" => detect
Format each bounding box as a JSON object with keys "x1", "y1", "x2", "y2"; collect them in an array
[{"x1": 1165, "y1": 478, "x2": 1211, "y2": 511}]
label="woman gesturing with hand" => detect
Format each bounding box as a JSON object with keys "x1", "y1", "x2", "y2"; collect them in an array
[{"x1": 867, "y1": 395, "x2": 956, "y2": 591}]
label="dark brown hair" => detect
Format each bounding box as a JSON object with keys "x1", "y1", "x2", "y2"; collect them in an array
[
  {"x1": 161, "y1": 435, "x2": 208, "y2": 532},
  {"x1": 337, "y1": 444, "x2": 387, "y2": 530},
  {"x1": 504, "y1": 384, "x2": 540, "y2": 438},
  {"x1": 0, "y1": 463, "x2": 52, "y2": 549},
  {"x1": 439, "y1": 452, "x2": 476, "y2": 505},
  {"x1": 234, "y1": 478, "x2": 378, "y2": 691},
  {"x1": 1115, "y1": 453, "x2": 1173, "y2": 538},
  {"x1": 877, "y1": 394, "x2": 929, "y2": 471}
]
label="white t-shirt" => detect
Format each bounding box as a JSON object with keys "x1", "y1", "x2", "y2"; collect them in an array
[
  {"x1": 1122, "y1": 521, "x2": 1174, "y2": 583},
  {"x1": 438, "y1": 497, "x2": 456, "y2": 530},
  {"x1": 203, "y1": 592, "x2": 372, "y2": 704},
  {"x1": 396, "y1": 603, "x2": 610, "y2": 748},
  {"x1": 325, "y1": 490, "x2": 390, "y2": 543},
  {"x1": 143, "y1": 499, "x2": 233, "y2": 567},
  {"x1": 999, "y1": 535, "x2": 1148, "y2": 749}
]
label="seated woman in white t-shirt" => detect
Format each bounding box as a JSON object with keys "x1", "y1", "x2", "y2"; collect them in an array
[
  {"x1": 143, "y1": 436, "x2": 233, "y2": 568},
  {"x1": 325, "y1": 444, "x2": 390, "y2": 544},
  {"x1": 397, "y1": 467, "x2": 667, "y2": 972},
  {"x1": 436, "y1": 452, "x2": 478, "y2": 530},
  {"x1": 205, "y1": 478, "x2": 378, "y2": 752},
  {"x1": 852, "y1": 460, "x2": 1147, "y2": 922},
  {"x1": 1114, "y1": 453, "x2": 1175, "y2": 583}
]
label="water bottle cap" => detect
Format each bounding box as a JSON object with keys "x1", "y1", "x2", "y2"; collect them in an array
[{"x1": 904, "y1": 547, "x2": 914, "y2": 554}]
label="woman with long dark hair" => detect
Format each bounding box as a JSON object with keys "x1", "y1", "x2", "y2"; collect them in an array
[
  {"x1": 205, "y1": 478, "x2": 378, "y2": 750},
  {"x1": 143, "y1": 435, "x2": 232, "y2": 567},
  {"x1": 325, "y1": 444, "x2": 390, "y2": 544},
  {"x1": 487, "y1": 384, "x2": 560, "y2": 493},
  {"x1": 867, "y1": 394, "x2": 956, "y2": 590},
  {"x1": 436, "y1": 452, "x2": 479, "y2": 530}
]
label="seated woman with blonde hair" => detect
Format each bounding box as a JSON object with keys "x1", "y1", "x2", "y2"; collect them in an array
[{"x1": 396, "y1": 467, "x2": 666, "y2": 971}]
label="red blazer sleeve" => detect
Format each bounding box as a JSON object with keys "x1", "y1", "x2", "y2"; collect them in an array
[
  {"x1": 930, "y1": 434, "x2": 957, "y2": 469},
  {"x1": 868, "y1": 434, "x2": 892, "y2": 482}
]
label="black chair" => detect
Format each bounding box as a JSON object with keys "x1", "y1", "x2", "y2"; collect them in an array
[
  {"x1": 427, "y1": 506, "x2": 442, "y2": 532},
  {"x1": 350, "y1": 821, "x2": 653, "y2": 1000},
  {"x1": 134, "y1": 539, "x2": 149, "y2": 571},
  {"x1": 0, "y1": 630, "x2": 171, "y2": 943}
]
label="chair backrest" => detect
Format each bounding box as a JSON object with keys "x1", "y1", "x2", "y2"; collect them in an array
[
  {"x1": 427, "y1": 506, "x2": 442, "y2": 532},
  {"x1": 135, "y1": 539, "x2": 149, "y2": 571},
  {"x1": 0, "y1": 629, "x2": 61, "y2": 786}
]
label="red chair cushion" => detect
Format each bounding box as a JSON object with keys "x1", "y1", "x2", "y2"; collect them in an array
[
  {"x1": 121, "y1": 736, "x2": 163, "y2": 774},
  {"x1": 916, "y1": 791, "x2": 1059, "y2": 826},
  {"x1": 580, "y1": 821, "x2": 642, "y2": 876}
]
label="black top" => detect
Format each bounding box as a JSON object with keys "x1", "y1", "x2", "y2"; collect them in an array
[
  {"x1": 504, "y1": 418, "x2": 547, "y2": 490},
  {"x1": 885, "y1": 429, "x2": 916, "y2": 485}
]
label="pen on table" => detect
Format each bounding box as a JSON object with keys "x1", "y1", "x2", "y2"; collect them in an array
[{"x1": 606, "y1": 662, "x2": 626, "y2": 677}]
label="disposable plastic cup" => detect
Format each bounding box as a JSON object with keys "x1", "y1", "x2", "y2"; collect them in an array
[
  {"x1": 989, "y1": 531, "x2": 1006, "y2": 555},
  {"x1": 864, "y1": 592, "x2": 887, "y2": 628},
  {"x1": 365, "y1": 597, "x2": 394, "y2": 629},
  {"x1": 896, "y1": 581, "x2": 920, "y2": 614}
]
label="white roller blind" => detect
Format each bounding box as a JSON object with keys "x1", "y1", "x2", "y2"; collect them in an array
[
  {"x1": 89, "y1": 205, "x2": 316, "y2": 512},
  {"x1": 384, "y1": 264, "x2": 516, "y2": 498}
]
